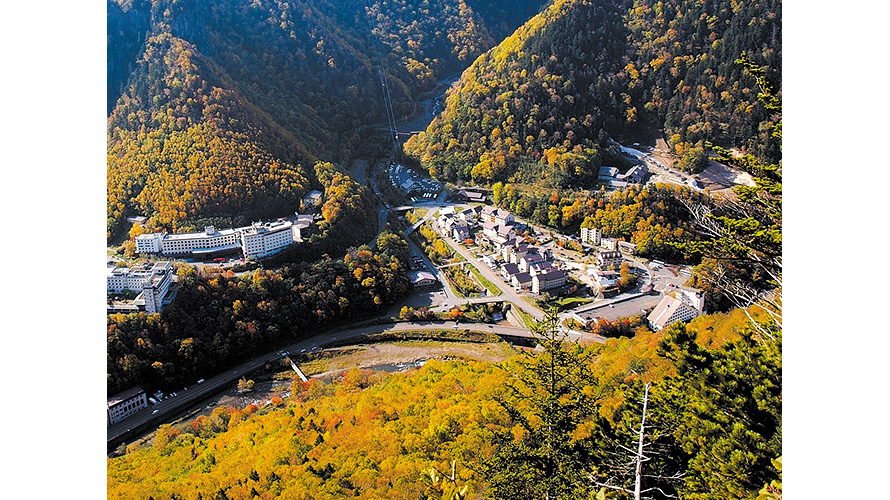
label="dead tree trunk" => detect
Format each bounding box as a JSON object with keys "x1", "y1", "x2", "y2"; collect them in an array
[{"x1": 633, "y1": 382, "x2": 651, "y2": 500}]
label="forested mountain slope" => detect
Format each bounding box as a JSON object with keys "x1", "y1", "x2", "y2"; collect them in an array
[
  {"x1": 107, "y1": 233, "x2": 411, "y2": 395},
  {"x1": 107, "y1": 32, "x2": 319, "y2": 236},
  {"x1": 106, "y1": 0, "x2": 547, "y2": 240},
  {"x1": 405, "y1": 0, "x2": 781, "y2": 185},
  {"x1": 108, "y1": 309, "x2": 781, "y2": 500},
  {"x1": 107, "y1": 0, "x2": 151, "y2": 113}
]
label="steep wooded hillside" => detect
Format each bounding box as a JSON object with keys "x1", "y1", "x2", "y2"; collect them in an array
[
  {"x1": 107, "y1": 232, "x2": 411, "y2": 395},
  {"x1": 107, "y1": 0, "x2": 151, "y2": 113},
  {"x1": 107, "y1": 32, "x2": 319, "y2": 237},
  {"x1": 108, "y1": 309, "x2": 780, "y2": 500},
  {"x1": 405, "y1": 0, "x2": 781, "y2": 185},
  {"x1": 106, "y1": 0, "x2": 547, "y2": 240}
]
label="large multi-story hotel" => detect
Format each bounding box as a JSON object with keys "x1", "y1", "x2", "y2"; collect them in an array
[
  {"x1": 646, "y1": 286, "x2": 706, "y2": 331},
  {"x1": 136, "y1": 220, "x2": 301, "y2": 260},
  {"x1": 107, "y1": 261, "x2": 176, "y2": 313}
]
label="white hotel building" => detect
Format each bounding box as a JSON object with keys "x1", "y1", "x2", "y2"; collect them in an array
[
  {"x1": 107, "y1": 261, "x2": 176, "y2": 313},
  {"x1": 646, "y1": 286, "x2": 706, "y2": 331},
  {"x1": 136, "y1": 221, "x2": 301, "y2": 260}
]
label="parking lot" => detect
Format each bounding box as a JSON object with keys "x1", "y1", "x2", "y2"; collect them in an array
[{"x1": 649, "y1": 264, "x2": 692, "y2": 293}]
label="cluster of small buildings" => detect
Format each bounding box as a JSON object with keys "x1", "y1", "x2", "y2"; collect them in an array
[
  {"x1": 494, "y1": 242, "x2": 567, "y2": 294},
  {"x1": 435, "y1": 205, "x2": 569, "y2": 295},
  {"x1": 577, "y1": 225, "x2": 638, "y2": 294},
  {"x1": 578, "y1": 221, "x2": 706, "y2": 331},
  {"x1": 598, "y1": 163, "x2": 649, "y2": 189},
  {"x1": 478, "y1": 206, "x2": 519, "y2": 247},
  {"x1": 388, "y1": 163, "x2": 442, "y2": 203},
  {"x1": 435, "y1": 205, "x2": 480, "y2": 243},
  {"x1": 107, "y1": 261, "x2": 177, "y2": 314},
  {"x1": 136, "y1": 220, "x2": 304, "y2": 260},
  {"x1": 571, "y1": 281, "x2": 704, "y2": 332},
  {"x1": 581, "y1": 226, "x2": 636, "y2": 255}
]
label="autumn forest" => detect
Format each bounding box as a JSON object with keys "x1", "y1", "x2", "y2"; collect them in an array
[{"x1": 107, "y1": 0, "x2": 782, "y2": 498}]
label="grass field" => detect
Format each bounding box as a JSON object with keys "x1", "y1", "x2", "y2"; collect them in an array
[{"x1": 468, "y1": 265, "x2": 503, "y2": 296}]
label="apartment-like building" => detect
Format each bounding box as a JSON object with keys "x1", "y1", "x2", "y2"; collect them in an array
[
  {"x1": 519, "y1": 253, "x2": 544, "y2": 273},
  {"x1": 512, "y1": 272, "x2": 533, "y2": 290},
  {"x1": 482, "y1": 221, "x2": 515, "y2": 247},
  {"x1": 676, "y1": 286, "x2": 706, "y2": 313},
  {"x1": 141, "y1": 262, "x2": 175, "y2": 313},
  {"x1": 581, "y1": 226, "x2": 601, "y2": 245},
  {"x1": 452, "y1": 225, "x2": 470, "y2": 241},
  {"x1": 503, "y1": 243, "x2": 530, "y2": 264},
  {"x1": 501, "y1": 263, "x2": 520, "y2": 280},
  {"x1": 528, "y1": 261, "x2": 555, "y2": 277},
  {"x1": 437, "y1": 215, "x2": 456, "y2": 237},
  {"x1": 588, "y1": 268, "x2": 620, "y2": 290},
  {"x1": 107, "y1": 264, "x2": 157, "y2": 294},
  {"x1": 107, "y1": 386, "x2": 148, "y2": 426},
  {"x1": 136, "y1": 225, "x2": 239, "y2": 255},
  {"x1": 596, "y1": 250, "x2": 623, "y2": 270},
  {"x1": 239, "y1": 221, "x2": 299, "y2": 259},
  {"x1": 618, "y1": 241, "x2": 637, "y2": 255},
  {"x1": 481, "y1": 206, "x2": 515, "y2": 227},
  {"x1": 532, "y1": 269, "x2": 568, "y2": 294},
  {"x1": 600, "y1": 237, "x2": 618, "y2": 251},
  {"x1": 457, "y1": 207, "x2": 480, "y2": 225},
  {"x1": 302, "y1": 190, "x2": 323, "y2": 208},
  {"x1": 646, "y1": 295, "x2": 699, "y2": 331}
]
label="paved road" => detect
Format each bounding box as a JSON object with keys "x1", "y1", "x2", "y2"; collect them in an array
[
  {"x1": 107, "y1": 319, "x2": 586, "y2": 450},
  {"x1": 439, "y1": 232, "x2": 547, "y2": 322},
  {"x1": 432, "y1": 295, "x2": 508, "y2": 311}
]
